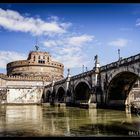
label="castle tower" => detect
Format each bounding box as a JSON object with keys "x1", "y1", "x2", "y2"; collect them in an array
[{"x1": 6, "y1": 48, "x2": 64, "y2": 82}]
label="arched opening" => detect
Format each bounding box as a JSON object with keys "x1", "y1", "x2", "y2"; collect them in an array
[
  {"x1": 41, "y1": 90, "x2": 51, "y2": 103},
  {"x1": 46, "y1": 90, "x2": 51, "y2": 102},
  {"x1": 107, "y1": 71, "x2": 139, "y2": 109},
  {"x1": 75, "y1": 82, "x2": 90, "y2": 104},
  {"x1": 57, "y1": 87, "x2": 65, "y2": 103}
]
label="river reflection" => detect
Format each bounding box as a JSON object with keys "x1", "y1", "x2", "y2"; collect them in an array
[{"x1": 0, "y1": 105, "x2": 140, "y2": 137}]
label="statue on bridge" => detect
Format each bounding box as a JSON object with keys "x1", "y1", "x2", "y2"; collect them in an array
[
  {"x1": 94, "y1": 55, "x2": 98, "y2": 63},
  {"x1": 94, "y1": 55, "x2": 100, "y2": 71}
]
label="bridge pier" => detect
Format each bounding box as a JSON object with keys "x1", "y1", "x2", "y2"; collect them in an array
[
  {"x1": 42, "y1": 103, "x2": 50, "y2": 107},
  {"x1": 88, "y1": 103, "x2": 97, "y2": 109},
  {"x1": 59, "y1": 103, "x2": 66, "y2": 107},
  {"x1": 125, "y1": 104, "x2": 131, "y2": 114},
  {"x1": 54, "y1": 102, "x2": 66, "y2": 107}
]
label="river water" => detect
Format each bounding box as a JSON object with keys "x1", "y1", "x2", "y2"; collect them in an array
[{"x1": 0, "y1": 105, "x2": 140, "y2": 137}]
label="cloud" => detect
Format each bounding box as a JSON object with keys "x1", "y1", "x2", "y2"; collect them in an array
[
  {"x1": 0, "y1": 8, "x2": 71, "y2": 36},
  {"x1": 136, "y1": 18, "x2": 140, "y2": 26},
  {"x1": 54, "y1": 52, "x2": 85, "y2": 68},
  {"x1": 43, "y1": 34, "x2": 94, "y2": 68},
  {"x1": 0, "y1": 51, "x2": 26, "y2": 69},
  {"x1": 43, "y1": 34, "x2": 94, "y2": 48},
  {"x1": 43, "y1": 40, "x2": 59, "y2": 48},
  {"x1": 108, "y1": 38, "x2": 129, "y2": 47},
  {"x1": 53, "y1": 45, "x2": 90, "y2": 69},
  {"x1": 68, "y1": 35, "x2": 94, "y2": 47}
]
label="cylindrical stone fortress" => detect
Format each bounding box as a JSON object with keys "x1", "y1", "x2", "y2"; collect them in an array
[{"x1": 7, "y1": 51, "x2": 64, "y2": 81}]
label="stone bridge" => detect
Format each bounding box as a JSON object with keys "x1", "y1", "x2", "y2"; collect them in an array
[{"x1": 42, "y1": 53, "x2": 140, "y2": 110}]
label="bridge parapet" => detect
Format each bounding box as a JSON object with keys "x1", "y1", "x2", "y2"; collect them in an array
[
  {"x1": 100, "y1": 53, "x2": 140, "y2": 72},
  {"x1": 54, "y1": 78, "x2": 66, "y2": 86},
  {"x1": 71, "y1": 69, "x2": 95, "y2": 80},
  {"x1": 45, "y1": 83, "x2": 52, "y2": 88},
  {"x1": 44, "y1": 78, "x2": 66, "y2": 88},
  {"x1": 44, "y1": 66, "x2": 98, "y2": 88}
]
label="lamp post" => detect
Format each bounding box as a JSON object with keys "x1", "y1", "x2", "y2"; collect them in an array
[
  {"x1": 67, "y1": 68, "x2": 70, "y2": 76},
  {"x1": 118, "y1": 49, "x2": 120, "y2": 60},
  {"x1": 82, "y1": 65, "x2": 84, "y2": 73}
]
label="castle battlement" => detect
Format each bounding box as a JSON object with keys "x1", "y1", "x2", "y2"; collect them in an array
[{"x1": 0, "y1": 74, "x2": 54, "y2": 82}]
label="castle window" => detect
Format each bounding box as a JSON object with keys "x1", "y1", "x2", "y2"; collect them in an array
[
  {"x1": 33, "y1": 56, "x2": 35, "y2": 61},
  {"x1": 43, "y1": 56, "x2": 45, "y2": 59},
  {"x1": 47, "y1": 57, "x2": 49, "y2": 62},
  {"x1": 38, "y1": 56, "x2": 40, "y2": 59},
  {"x1": 38, "y1": 60, "x2": 45, "y2": 64}
]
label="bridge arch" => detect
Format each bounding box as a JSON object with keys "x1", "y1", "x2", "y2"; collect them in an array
[
  {"x1": 74, "y1": 79, "x2": 91, "y2": 91},
  {"x1": 107, "y1": 71, "x2": 139, "y2": 108},
  {"x1": 74, "y1": 81, "x2": 91, "y2": 103},
  {"x1": 56, "y1": 86, "x2": 65, "y2": 102},
  {"x1": 108, "y1": 66, "x2": 140, "y2": 84},
  {"x1": 41, "y1": 90, "x2": 51, "y2": 103}
]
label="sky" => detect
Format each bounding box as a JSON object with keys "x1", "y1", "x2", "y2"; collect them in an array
[{"x1": 0, "y1": 3, "x2": 140, "y2": 77}]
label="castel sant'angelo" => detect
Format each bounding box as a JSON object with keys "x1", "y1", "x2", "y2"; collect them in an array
[
  {"x1": 7, "y1": 46, "x2": 64, "y2": 81},
  {"x1": 0, "y1": 45, "x2": 64, "y2": 104}
]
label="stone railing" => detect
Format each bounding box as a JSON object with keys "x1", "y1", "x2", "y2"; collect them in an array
[
  {"x1": 100, "y1": 52, "x2": 140, "y2": 72},
  {"x1": 54, "y1": 78, "x2": 66, "y2": 86},
  {"x1": 71, "y1": 69, "x2": 95, "y2": 80}
]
